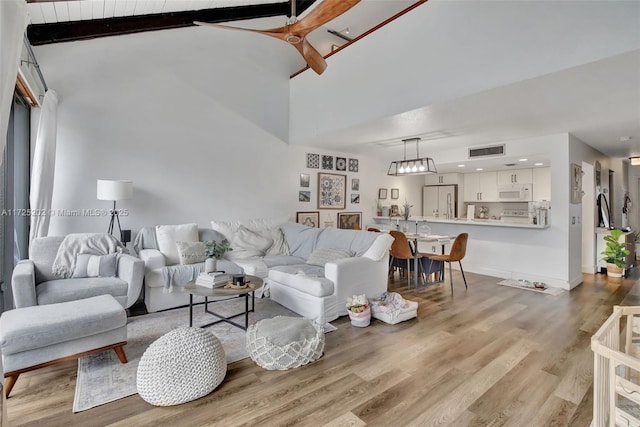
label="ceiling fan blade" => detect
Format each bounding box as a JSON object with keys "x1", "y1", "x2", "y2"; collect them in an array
[
  {"x1": 290, "y1": 0, "x2": 361, "y2": 37},
  {"x1": 194, "y1": 21, "x2": 289, "y2": 41},
  {"x1": 294, "y1": 39, "x2": 327, "y2": 75}
]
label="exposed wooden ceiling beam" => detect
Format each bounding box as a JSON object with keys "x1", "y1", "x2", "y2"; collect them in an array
[{"x1": 27, "y1": 1, "x2": 316, "y2": 46}]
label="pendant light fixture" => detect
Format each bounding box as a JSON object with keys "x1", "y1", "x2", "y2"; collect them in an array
[{"x1": 387, "y1": 137, "x2": 437, "y2": 176}]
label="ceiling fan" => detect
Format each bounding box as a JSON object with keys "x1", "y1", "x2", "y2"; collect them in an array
[{"x1": 195, "y1": 0, "x2": 361, "y2": 75}]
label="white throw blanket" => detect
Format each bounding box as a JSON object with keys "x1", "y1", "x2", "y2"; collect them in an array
[{"x1": 52, "y1": 233, "x2": 124, "y2": 278}]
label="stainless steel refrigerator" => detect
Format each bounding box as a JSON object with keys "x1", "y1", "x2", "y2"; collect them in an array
[{"x1": 422, "y1": 185, "x2": 457, "y2": 218}]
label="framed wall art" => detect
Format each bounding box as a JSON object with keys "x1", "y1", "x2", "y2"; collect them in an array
[
  {"x1": 299, "y1": 191, "x2": 311, "y2": 202},
  {"x1": 351, "y1": 193, "x2": 360, "y2": 204},
  {"x1": 300, "y1": 173, "x2": 310, "y2": 187},
  {"x1": 296, "y1": 211, "x2": 319, "y2": 228},
  {"x1": 318, "y1": 172, "x2": 346, "y2": 209},
  {"x1": 391, "y1": 188, "x2": 399, "y2": 199},
  {"x1": 351, "y1": 178, "x2": 359, "y2": 191},
  {"x1": 338, "y1": 212, "x2": 362, "y2": 229},
  {"x1": 378, "y1": 188, "x2": 388, "y2": 199}
]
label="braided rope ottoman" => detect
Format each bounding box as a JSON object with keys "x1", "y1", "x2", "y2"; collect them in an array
[
  {"x1": 246, "y1": 316, "x2": 324, "y2": 370},
  {"x1": 136, "y1": 327, "x2": 226, "y2": 406}
]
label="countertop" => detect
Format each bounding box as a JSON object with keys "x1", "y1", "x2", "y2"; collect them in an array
[{"x1": 373, "y1": 216, "x2": 549, "y2": 229}]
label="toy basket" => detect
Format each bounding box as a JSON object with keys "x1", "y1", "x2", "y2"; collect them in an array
[{"x1": 347, "y1": 306, "x2": 371, "y2": 327}]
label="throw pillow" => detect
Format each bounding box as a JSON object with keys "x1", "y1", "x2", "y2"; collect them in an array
[
  {"x1": 306, "y1": 248, "x2": 355, "y2": 267},
  {"x1": 227, "y1": 225, "x2": 274, "y2": 259},
  {"x1": 156, "y1": 223, "x2": 199, "y2": 266},
  {"x1": 176, "y1": 241, "x2": 207, "y2": 265},
  {"x1": 73, "y1": 253, "x2": 118, "y2": 278},
  {"x1": 262, "y1": 227, "x2": 290, "y2": 256}
]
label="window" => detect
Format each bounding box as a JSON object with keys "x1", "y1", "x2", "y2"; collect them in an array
[{"x1": 0, "y1": 92, "x2": 30, "y2": 313}]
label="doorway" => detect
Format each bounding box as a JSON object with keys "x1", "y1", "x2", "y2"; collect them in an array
[{"x1": 582, "y1": 161, "x2": 595, "y2": 273}]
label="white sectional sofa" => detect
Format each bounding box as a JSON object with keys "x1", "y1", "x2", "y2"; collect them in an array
[{"x1": 135, "y1": 219, "x2": 393, "y2": 323}]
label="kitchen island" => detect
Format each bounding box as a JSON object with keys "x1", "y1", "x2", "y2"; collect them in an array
[
  {"x1": 372, "y1": 216, "x2": 549, "y2": 229},
  {"x1": 371, "y1": 216, "x2": 573, "y2": 290}
]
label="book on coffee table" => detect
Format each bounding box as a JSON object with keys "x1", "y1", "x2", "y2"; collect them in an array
[{"x1": 196, "y1": 272, "x2": 229, "y2": 288}]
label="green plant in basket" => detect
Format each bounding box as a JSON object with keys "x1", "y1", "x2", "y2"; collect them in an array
[
  {"x1": 203, "y1": 239, "x2": 232, "y2": 259},
  {"x1": 601, "y1": 229, "x2": 629, "y2": 268}
]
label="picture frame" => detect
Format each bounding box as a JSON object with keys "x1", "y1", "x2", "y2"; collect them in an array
[
  {"x1": 351, "y1": 178, "x2": 359, "y2": 191},
  {"x1": 351, "y1": 193, "x2": 360, "y2": 204},
  {"x1": 390, "y1": 204, "x2": 400, "y2": 216},
  {"x1": 299, "y1": 191, "x2": 311, "y2": 202},
  {"x1": 338, "y1": 212, "x2": 362, "y2": 230},
  {"x1": 300, "y1": 173, "x2": 310, "y2": 188},
  {"x1": 296, "y1": 211, "x2": 319, "y2": 228},
  {"x1": 570, "y1": 163, "x2": 583, "y2": 204},
  {"x1": 391, "y1": 188, "x2": 399, "y2": 199},
  {"x1": 318, "y1": 172, "x2": 346, "y2": 209},
  {"x1": 378, "y1": 188, "x2": 388, "y2": 199}
]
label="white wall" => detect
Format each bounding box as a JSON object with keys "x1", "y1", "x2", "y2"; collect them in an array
[
  {"x1": 33, "y1": 28, "x2": 386, "y2": 237},
  {"x1": 290, "y1": 0, "x2": 640, "y2": 144}
]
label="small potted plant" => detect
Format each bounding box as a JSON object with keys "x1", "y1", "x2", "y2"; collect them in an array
[
  {"x1": 202, "y1": 239, "x2": 232, "y2": 273},
  {"x1": 601, "y1": 229, "x2": 629, "y2": 278}
]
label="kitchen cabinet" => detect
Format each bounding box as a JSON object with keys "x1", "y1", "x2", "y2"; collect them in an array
[
  {"x1": 532, "y1": 167, "x2": 551, "y2": 201},
  {"x1": 463, "y1": 171, "x2": 497, "y2": 202},
  {"x1": 422, "y1": 185, "x2": 457, "y2": 218},
  {"x1": 424, "y1": 173, "x2": 461, "y2": 185},
  {"x1": 497, "y1": 168, "x2": 533, "y2": 185}
]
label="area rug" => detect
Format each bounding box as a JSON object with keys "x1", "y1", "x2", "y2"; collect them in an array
[
  {"x1": 73, "y1": 297, "x2": 336, "y2": 413},
  {"x1": 497, "y1": 279, "x2": 566, "y2": 296}
]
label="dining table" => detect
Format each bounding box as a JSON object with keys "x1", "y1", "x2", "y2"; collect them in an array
[{"x1": 402, "y1": 233, "x2": 454, "y2": 289}]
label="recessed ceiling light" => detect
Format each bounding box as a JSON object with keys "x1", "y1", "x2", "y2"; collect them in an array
[
  {"x1": 476, "y1": 168, "x2": 483, "y2": 171},
  {"x1": 457, "y1": 164, "x2": 465, "y2": 168},
  {"x1": 519, "y1": 158, "x2": 528, "y2": 162},
  {"x1": 534, "y1": 162, "x2": 544, "y2": 166},
  {"x1": 621, "y1": 136, "x2": 632, "y2": 142}
]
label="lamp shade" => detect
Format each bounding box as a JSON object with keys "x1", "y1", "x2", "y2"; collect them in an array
[
  {"x1": 630, "y1": 157, "x2": 640, "y2": 166},
  {"x1": 97, "y1": 180, "x2": 133, "y2": 201}
]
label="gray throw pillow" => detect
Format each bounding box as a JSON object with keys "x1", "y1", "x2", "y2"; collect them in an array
[
  {"x1": 73, "y1": 253, "x2": 118, "y2": 278},
  {"x1": 306, "y1": 248, "x2": 355, "y2": 267}
]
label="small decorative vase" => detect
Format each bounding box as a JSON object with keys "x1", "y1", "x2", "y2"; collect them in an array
[{"x1": 204, "y1": 257, "x2": 217, "y2": 273}]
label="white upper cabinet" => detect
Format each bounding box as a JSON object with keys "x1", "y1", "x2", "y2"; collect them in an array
[
  {"x1": 532, "y1": 167, "x2": 551, "y2": 201},
  {"x1": 463, "y1": 171, "x2": 497, "y2": 202},
  {"x1": 497, "y1": 168, "x2": 533, "y2": 185},
  {"x1": 424, "y1": 173, "x2": 461, "y2": 185}
]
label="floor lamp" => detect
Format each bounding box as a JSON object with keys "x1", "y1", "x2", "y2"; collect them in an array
[{"x1": 97, "y1": 179, "x2": 133, "y2": 241}]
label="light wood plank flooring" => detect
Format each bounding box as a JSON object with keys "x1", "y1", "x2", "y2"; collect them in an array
[{"x1": 6, "y1": 270, "x2": 639, "y2": 426}]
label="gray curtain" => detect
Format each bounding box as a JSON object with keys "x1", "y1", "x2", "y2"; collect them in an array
[{"x1": 0, "y1": 0, "x2": 28, "y2": 161}]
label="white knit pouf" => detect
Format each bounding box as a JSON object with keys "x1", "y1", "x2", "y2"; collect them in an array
[
  {"x1": 137, "y1": 327, "x2": 227, "y2": 406},
  {"x1": 246, "y1": 316, "x2": 324, "y2": 370}
]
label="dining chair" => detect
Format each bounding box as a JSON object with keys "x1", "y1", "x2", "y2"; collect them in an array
[
  {"x1": 389, "y1": 230, "x2": 425, "y2": 289},
  {"x1": 427, "y1": 233, "x2": 468, "y2": 294}
]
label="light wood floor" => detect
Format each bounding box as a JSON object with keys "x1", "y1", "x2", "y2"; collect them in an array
[{"x1": 6, "y1": 269, "x2": 639, "y2": 427}]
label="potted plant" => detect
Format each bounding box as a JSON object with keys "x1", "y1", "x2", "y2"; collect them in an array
[
  {"x1": 601, "y1": 229, "x2": 629, "y2": 278},
  {"x1": 202, "y1": 239, "x2": 232, "y2": 273}
]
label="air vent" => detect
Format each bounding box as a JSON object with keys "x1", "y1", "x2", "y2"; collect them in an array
[{"x1": 469, "y1": 144, "x2": 505, "y2": 158}]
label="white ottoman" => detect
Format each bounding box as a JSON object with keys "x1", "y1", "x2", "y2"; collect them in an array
[
  {"x1": 246, "y1": 316, "x2": 324, "y2": 370},
  {"x1": 136, "y1": 327, "x2": 226, "y2": 406}
]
